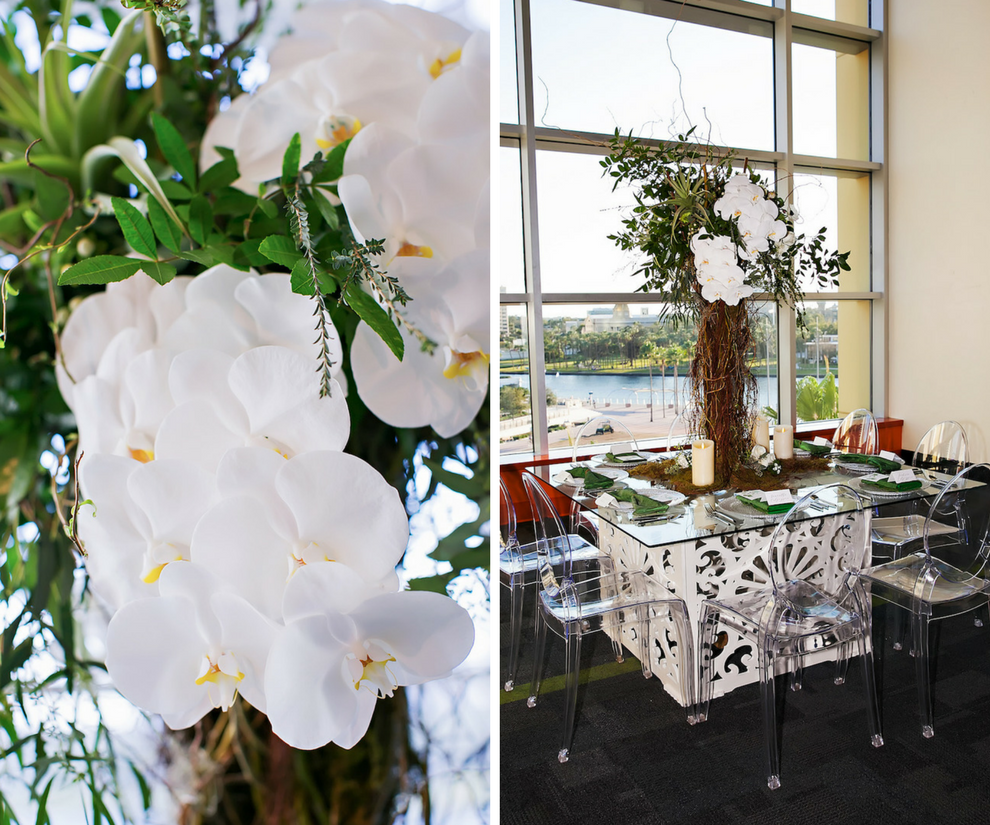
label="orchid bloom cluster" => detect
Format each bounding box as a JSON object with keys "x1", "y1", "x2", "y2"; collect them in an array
[
  {"x1": 749, "y1": 445, "x2": 782, "y2": 476},
  {"x1": 691, "y1": 175, "x2": 796, "y2": 307},
  {"x1": 58, "y1": 267, "x2": 474, "y2": 749},
  {"x1": 201, "y1": 0, "x2": 491, "y2": 438}
]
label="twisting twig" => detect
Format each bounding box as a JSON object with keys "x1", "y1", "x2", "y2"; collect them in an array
[
  {"x1": 285, "y1": 185, "x2": 336, "y2": 397},
  {"x1": 59, "y1": 449, "x2": 88, "y2": 558}
]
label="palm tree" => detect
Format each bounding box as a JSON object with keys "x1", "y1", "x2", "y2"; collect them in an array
[{"x1": 641, "y1": 341, "x2": 661, "y2": 422}]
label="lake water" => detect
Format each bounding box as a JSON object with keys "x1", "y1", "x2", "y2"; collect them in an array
[{"x1": 500, "y1": 372, "x2": 780, "y2": 411}]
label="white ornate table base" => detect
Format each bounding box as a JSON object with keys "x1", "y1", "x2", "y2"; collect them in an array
[{"x1": 598, "y1": 510, "x2": 869, "y2": 706}]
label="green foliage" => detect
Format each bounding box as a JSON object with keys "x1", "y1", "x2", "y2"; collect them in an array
[
  {"x1": 796, "y1": 372, "x2": 838, "y2": 421},
  {"x1": 601, "y1": 129, "x2": 849, "y2": 329},
  {"x1": 108, "y1": 197, "x2": 156, "y2": 260}
]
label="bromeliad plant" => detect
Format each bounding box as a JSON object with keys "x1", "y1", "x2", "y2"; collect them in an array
[{"x1": 602, "y1": 128, "x2": 850, "y2": 483}]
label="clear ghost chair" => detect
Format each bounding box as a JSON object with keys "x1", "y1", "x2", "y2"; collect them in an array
[
  {"x1": 499, "y1": 476, "x2": 604, "y2": 692},
  {"x1": 872, "y1": 420, "x2": 969, "y2": 563},
  {"x1": 857, "y1": 462, "x2": 990, "y2": 739},
  {"x1": 698, "y1": 484, "x2": 883, "y2": 790},
  {"x1": 665, "y1": 402, "x2": 702, "y2": 451},
  {"x1": 570, "y1": 415, "x2": 640, "y2": 542},
  {"x1": 570, "y1": 415, "x2": 640, "y2": 462},
  {"x1": 522, "y1": 473, "x2": 696, "y2": 763},
  {"x1": 832, "y1": 408, "x2": 879, "y2": 455}
]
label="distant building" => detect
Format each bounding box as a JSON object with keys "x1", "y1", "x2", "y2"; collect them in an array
[
  {"x1": 580, "y1": 303, "x2": 660, "y2": 333},
  {"x1": 499, "y1": 287, "x2": 509, "y2": 336}
]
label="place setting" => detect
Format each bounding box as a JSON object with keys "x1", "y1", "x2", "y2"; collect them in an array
[
  {"x1": 594, "y1": 487, "x2": 688, "y2": 525},
  {"x1": 551, "y1": 465, "x2": 629, "y2": 492},
  {"x1": 590, "y1": 448, "x2": 657, "y2": 469}
]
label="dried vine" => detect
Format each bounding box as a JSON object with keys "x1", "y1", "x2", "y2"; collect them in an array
[{"x1": 688, "y1": 290, "x2": 758, "y2": 485}]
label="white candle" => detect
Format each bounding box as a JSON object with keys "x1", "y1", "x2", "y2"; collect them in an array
[
  {"x1": 773, "y1": 425, "x2": 794, "y2": 460},
  {"x1": 752, "y1": 415, "x2": 770, "y2": 451},
  {"x1": 692, "y1": 439, "x2": 715, "y2": 487}
]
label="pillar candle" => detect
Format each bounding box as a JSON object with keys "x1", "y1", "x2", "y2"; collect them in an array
[
  {"x1": 752, "y1": 415, "x2": 770, "y2": 451},
  {"x1": 692, "y1": 439, "x2": 715, "y2": 487},
  {"x1": 773, "y1": 425, "x2": 794, "y2": 460}
]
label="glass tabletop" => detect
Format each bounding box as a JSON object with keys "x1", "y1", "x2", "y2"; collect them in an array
[{"x1": 527, "y1": 459, "x2": 977, "y2": 549}]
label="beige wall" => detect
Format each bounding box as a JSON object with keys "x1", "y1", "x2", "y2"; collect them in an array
[{"x1": 888, "y1": 2, "x2": 990, "y2": 461}]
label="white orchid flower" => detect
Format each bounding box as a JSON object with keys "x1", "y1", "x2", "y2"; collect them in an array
[
  {"x1": 265, "y1": 563, "x2": 475, "y2": 750},
  {"x1": 188, "y1": 448, "x2": 407, "y2": 620},
  {"x1": 714, "y1": 175, "x2": 766, "y2": 220},
  {"x1": 350, "y1": 250, "x2": 488, "y2": 437},
  {"x1": 77, "y1": 455, "x2": 217, "y2": 609},
  {"x1": 72, "y1": 345, "x2": 176, "y2": 461},
  {"x1": 155, "y1": 346, "x2": 349, "y2": 473},
  {"x1": 105, "y1": 561, "x2": 278, "y2": 729},
  {"x1": 699, "y1": 276, "x2": 755, "y2": 306},
  {"x1": 338, "y1": 123, "x2": 484, "y2": 269}
]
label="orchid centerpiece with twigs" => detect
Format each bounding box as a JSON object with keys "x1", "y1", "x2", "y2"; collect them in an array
[{"x1": 602, "y1": 128, "x2": 850, "y2": 484}]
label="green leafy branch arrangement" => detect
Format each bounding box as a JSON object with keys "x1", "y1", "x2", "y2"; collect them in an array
[{"x1": 601, "y1": 128, "x2": 852, "y2": 328}]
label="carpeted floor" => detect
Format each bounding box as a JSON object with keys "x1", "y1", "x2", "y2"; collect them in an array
[{"x1": 500, "y1": 574, "x2": 990, "y2": 825}]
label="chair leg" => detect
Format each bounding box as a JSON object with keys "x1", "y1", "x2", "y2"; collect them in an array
[
  {"x1": 559, "y1": 622, "x2": 583, "y2": 764},
  {"x1": 975, "y1": 602, "x2": 989, "y2": 628},
  {"x1": 834, "y1": 640, "x2": 850, "y2": 685},
  {"x1": 667, "y1": 601, "x2": 697, "y2": 724},
  {"x1": 504, "y1": 580, "x2": 525, "y2": 692},
  {"x1": 697, "y1": 603, "x2": 719, "y2": 724},
  {"x1": 759, "y1": 637, "x2": 782, "y2": 790},
  {"x1": 855, "y1": 617, "x2": 884, "y2": 749},
  {"x1": 914, "y1": 612, "x2": 935, "y2": 738},
  {"x1": 527, "y1": 606, "x2": 549, "y2": 710},
  {"x1": 789, "y1": 661, "x2": 804, "y2": 691},
  {"x1": 637, "y1": 605, "x2": 653, "y2": 680}
]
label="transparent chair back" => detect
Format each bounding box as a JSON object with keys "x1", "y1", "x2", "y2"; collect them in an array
[
  {"x1": 914, "y1": 420, "x2": 969, "y2": 479},
  {"x1": 832, "y1": 408, "x2": 878, "y2": 454},
  {"x1": 665, "y1": 402, "x2": 702, "y2": 451},
  {"x1": 571, "y1": 415, "x2": 638, "y2": 462}
]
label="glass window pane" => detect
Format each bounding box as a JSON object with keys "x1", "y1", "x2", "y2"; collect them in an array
[
  {"x1": 792, "y1": 32, "x2": 870, "y2": 160},
  {"x1": 529, "y1": 0, "x2": 774, "y2": 150},
  {"x1": 500, "y1": 305, "x2": 531, "y2": 455},
  {"x1": 795, "y1": 300, "x2": 871, "y2": 423},
  {"x1": 791, "y1": 0, "x2": 870, "y2": 28},
  {"x1": 748, "y1": 303, "x2": 779, "y2": 417},
  {"x1": 499, "y1": 0, "x2": 518, "y2": 124},
  {"x1": 500, "y1": 144, "x2": 525, "y2": 292},
  {"x1": 535, "y1": 150, "x2": 643, "y2": 293},
  {"x1": 541, "y1": 303, "x2": 695, "y2": 449},
  {"x1": 790, "y1": 168, "x2": 870, "y2": 292}
]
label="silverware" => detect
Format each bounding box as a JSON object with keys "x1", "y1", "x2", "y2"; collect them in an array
[
  {"x1": 633, "y1": 513, "x2": 673, "y2": 525},
  {"x1": 704, "y1": 503, "x2": 738, "y2": 525}
]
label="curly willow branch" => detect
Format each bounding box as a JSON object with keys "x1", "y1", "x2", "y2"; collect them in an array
[{"x1": 688, "y1": 292, "x2": 758, "y2": 484}]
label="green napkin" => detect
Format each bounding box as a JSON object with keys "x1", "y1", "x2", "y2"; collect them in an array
[
  {"x1": 736, "y1": 492, "x2": 794, "y2": 514},
  {"x1": 836, "y1": 453, "x2": 902, "y2": 473},
  {"x1": 606, "y1": 451, "x2": 643, "y2": 463},
  {"x1": 611, "y1": 488, "x2": 669, "y2": 516},
  {"x1": 861, "y1": 474, "x2": 923, "y2": 493},
  {"x1": 795, "y1": 439, "x2": 831, "y2": 457},
  {"x1": 568, "y1": 466, "x2": 613, "y2": 490}
]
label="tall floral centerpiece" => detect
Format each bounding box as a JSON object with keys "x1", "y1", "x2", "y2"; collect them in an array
[{"x1": 603, "y1": 131, "x2": 849, "y2": 484}]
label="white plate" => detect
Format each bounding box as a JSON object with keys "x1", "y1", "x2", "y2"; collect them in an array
[
  {"x1": 552, "y1": 467, "x2": 629, "y2": 488},
  {"x1": 716, "y1": 496, "x2": 793, "y2": 522},
  {"x1": 638, "y1": 488, "x2": 688, "y2": 507},
  {"x1": 591, "y1": 451, "x2": 651, "y2": 468},
  {"x1": 833, "y1": 459, "x2": 879, "y2": 475},
  {"x1": 849, "y1": 476, "x2": 932, "y2": 499}
]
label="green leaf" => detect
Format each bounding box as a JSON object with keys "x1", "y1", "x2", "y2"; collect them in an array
[
  {"x1": 0, "y1": 638, "x2": 33, "y2": 691},
  {"x1": 140, "y1": 261, "x2": 177, "y2": 285},
  {"x1": 233, "y1": 239, "x2": 269, "y2": 267},
  {"x1": 406, "y1": 573, "x2": 455, "y2": 594},
  {"x1": 152, "y1": 112, "x2": 196, "y2": 186},
  {"x1": 110, "y1": 197, "x2": 157, "y2": 260},
  {"x1": 147, "y1": 198, "x2": 183, "y2": 254},
  {"x1": 159, "y1": 179, "x2": 193, "y2": 201},
  {"x1": 198, "y1": 156, "x2": 239, "y2": 192},
  {"x1": 188, "y1": 196, "x2": 213, "y2": 245},
  {"x1": 257, "y1": 197, "x2": 279, "y2": 219},
  {"x1": 57, "y1": 255, "x2": 146, "y2": 286},
  {"x1": 311, "y1": 139, "x2": 351, "y2": 183},
  {"x1": 32, "y1": 170, "x2": 70, "y2": 222},
  {"x1": 288, "y1": 259, "x2": 335, "y2": 296},
  {"x1": 213, "y1": 189, "x2": 256, "y2": 216},
  {"x1": 34, "y1": 777, "x2": 54, "y2": 825},
  {"x1": 344, "y1": 283, "x2": 404, "y2": 361},
  {"x1": 311, "y1": 190, "x2": 340, "y2": 230},
  {"x1": 259, "y1": 235, "x2": 302, "y2": 268},
  {"x1": 281, "y1": 132, "x2": 302, "y2": 187},
  {"x1": 178, "y1": 245, "x2": 237, "y2": 267}
]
